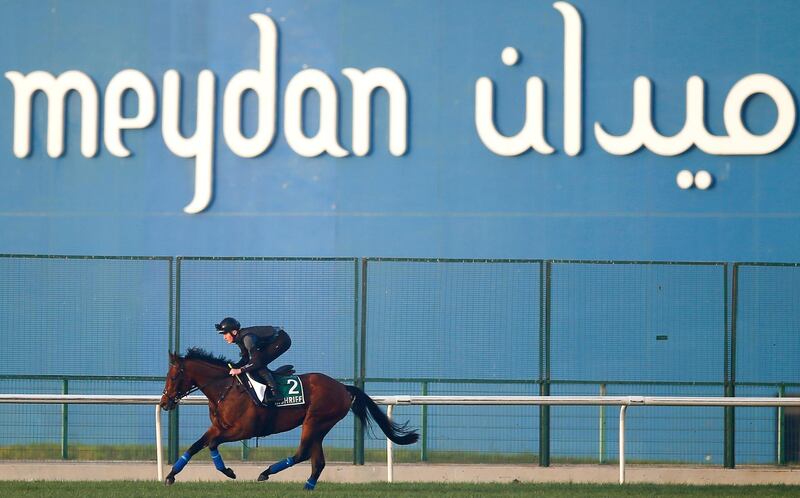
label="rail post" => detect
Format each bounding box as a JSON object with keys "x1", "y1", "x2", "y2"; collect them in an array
[
  {"x1": 156, "y1": 405, "x2": 164, "y2": 482},
  {"x1": 386, "y1": 404, "x2": 394, "y2": 482},
  {"x1": 619, "y1": 404, "x2": 627, "y2": 484},
  {"x1": 599, "y1": 383, "x2": 606, "y2": 464},
  {"x1": 421, "y1": 381, "x2": 428, "y2": 462},
  {"x1": 61, "y1": 379, "x2": 68, "y2": 460}
]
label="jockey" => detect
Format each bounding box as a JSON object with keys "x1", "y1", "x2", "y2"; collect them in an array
[{"x1": 216, "y1": 317, "x2": 291, "y2": 403}]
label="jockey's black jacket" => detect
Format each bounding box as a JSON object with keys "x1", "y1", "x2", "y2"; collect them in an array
[{"x1": 233, "y1": 326, "x2": 283, "y2": 373}]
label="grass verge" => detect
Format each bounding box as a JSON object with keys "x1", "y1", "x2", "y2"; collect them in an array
[{"x1": 2, "y1": 481, "x2": 800, "y2": 497}]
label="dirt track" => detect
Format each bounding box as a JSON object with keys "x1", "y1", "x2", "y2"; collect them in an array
[{"x1": 2, "y1": 462, "x2": 800, "y2": 485}]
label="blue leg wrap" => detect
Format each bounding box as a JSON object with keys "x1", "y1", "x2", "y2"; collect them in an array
[
  {"x1": 210, "y1": 448, "x2": 226, "y2": 471},
  {"x1": 269, "y1": 456, "x2": 295, "y2": 474},
  {"x1": 171, "y1": 451, "x2": 192, "y2": 473},
  {"x1": 304, "y1": 477, "x2": 318, "y2": 490}
]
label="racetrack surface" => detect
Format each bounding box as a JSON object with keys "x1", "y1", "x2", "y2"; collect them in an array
[{"x1": 2, "y1": 462, "x2": 800, "y2": 485}]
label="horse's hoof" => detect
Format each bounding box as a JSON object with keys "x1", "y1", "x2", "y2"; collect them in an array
[
  {"x1": 222, "y1": 467, "x2": 237, "y2": 479},
  {"x1": 164, "y1": 475, "x2": 175, "y2": 486},
  {"x1": 257, "y1": 472, "x2": 270, "y2": 482}
]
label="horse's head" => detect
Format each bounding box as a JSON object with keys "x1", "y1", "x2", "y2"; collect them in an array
[{"x1": 160, "y1": 353, "x2": 195, "y2": 411}]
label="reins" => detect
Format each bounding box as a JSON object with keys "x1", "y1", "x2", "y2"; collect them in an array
[
  {"x1": 183, "y1": 374, "x2": 233, "y2": 398},
  {"x1": 163, "y1": 361, "x2": 237, "y2": 405}
]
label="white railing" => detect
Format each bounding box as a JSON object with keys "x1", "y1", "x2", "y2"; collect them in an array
[{"x1": 2, "y1": 394, "x2": 800, "y2": 484}]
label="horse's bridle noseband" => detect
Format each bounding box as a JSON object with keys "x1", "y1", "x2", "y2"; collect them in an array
[
  {"x1": 162, "y1": 362, "x2": 193, "y2": 406},
  {"x1": 162, "y1": 361, "x2": 231, "y2": 406}
]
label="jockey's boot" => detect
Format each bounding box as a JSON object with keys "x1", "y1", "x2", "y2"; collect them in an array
[{"x1": 261, "y1": 369, "x2": 283, "y2": 404}]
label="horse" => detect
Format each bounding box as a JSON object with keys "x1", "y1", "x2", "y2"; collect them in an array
[{"x1": 159, "y1": 348, "x2": 418, "y2": 489}]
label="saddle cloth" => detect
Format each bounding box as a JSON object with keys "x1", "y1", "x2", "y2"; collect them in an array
[{"x1": 246, "y1": 373, "x2": 305, "y2": 407}]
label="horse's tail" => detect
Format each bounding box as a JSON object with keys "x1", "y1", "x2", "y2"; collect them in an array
[{"x1": 346, "y1": 385, "x2": 419, "y2": 445}]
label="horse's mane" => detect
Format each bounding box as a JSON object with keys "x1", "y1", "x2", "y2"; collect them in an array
[{"x1": 182, "y1": 347, "x2": 236, "y2": 369}]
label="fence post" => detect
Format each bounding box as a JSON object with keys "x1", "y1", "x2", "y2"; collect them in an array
[
  {"x1": 540, "y1": 384, "x2": 550, "y2": 467},
  {"x1": 354, "y1": 258, "x2": 367, "y2": 465},
  {"x1": 539, "y1": 261, "x2": 551, "y2": 467},
  {"x1": 61, "y1": 379, "x2": 68, "y2": 460},
  {"x1": 168, "y1": 408, "x2": 179, "y2": 464},
  {"x1": 169, "y1": 258, "x2": 182, "y2": 465},
  {"x1": 724, "y1": 263, "x2": 737, "y2": 469}
]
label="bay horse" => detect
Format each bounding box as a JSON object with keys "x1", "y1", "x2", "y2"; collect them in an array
[{"x1": 159, "y1": 348, "x2": 418, "y2": 489}]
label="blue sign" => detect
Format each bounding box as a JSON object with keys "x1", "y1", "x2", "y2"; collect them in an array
[{"x1": 0, "y1": 0, "x2": 797, "y2": 260}]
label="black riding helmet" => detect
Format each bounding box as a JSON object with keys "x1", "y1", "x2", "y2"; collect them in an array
[{"x1": 215, "y1": 317, "x2": 241, "y2": 334}]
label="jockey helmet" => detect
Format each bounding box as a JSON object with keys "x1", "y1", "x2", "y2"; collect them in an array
[{"x1": 215, "y1": 317, "x2": 241, "y2": 334}]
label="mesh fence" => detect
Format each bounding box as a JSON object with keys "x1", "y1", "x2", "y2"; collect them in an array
[
  {"x1": 421, "y1": 381, "x2": 539, "y2": 463},
  {"x1": 176, "y1": 257, "x2": 358, "y2": 379},
  {"x1": 364, "y1": 379, "x2": 539, "y2": 463},
  {"x1": 2, "y1": 256, "x2": 800, "y2": 466},
  {"x1": 0, "y1": 377, "x2": 166, "y2": 460},
  {"x1": 360, "y1": 259, "x2": 541, "y2": 462},
  {"x1": 733, "y1": 263, "x2": 800, "y2": 464},
  {"x1": 734, "y1": 264, "x2": 800, "y2": 384},
  {"x1": 546, "y1": 262, "x2": 728, "y2": 465},
  {"x1": 363, "y1": 259, "x2": 542, "y2": 380},
  {"x1": 0, "y1": 255, "x2": 172, "y2": 376},
  {"x1": 734, "y1": 384, "x2": 783, "y2": 464},
  {"x1": 550, "y1": 382, "x2": 725, "y2": 465},
  {"x1": 549, "y1": 262, "x2": 726, "y2": 383},
  {"x1": 0, "y1": 255, "x2": 171, "y2": 459}
]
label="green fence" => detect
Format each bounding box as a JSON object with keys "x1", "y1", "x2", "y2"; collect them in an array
[
  {"x1": 732, "y1": 263, "x2": 800, "y2": 465},
  {"x1": 1, "y1": 256, "x2": 799, "y2": 467},
  {"x1": 0, "y1": 255, "x2": 172, "y2": 461},
  {"x1": 0, "y1": 375, "x2": 164, "y2": 460}
]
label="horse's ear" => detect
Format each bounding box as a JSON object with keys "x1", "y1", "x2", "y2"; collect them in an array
[{"x1": 169, "y1": 352, "x2": 177, "y2": 364}]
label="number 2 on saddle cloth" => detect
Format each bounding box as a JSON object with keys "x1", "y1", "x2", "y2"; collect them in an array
[{"x1": 239, "y1": 365, "x2": 304, "y2": 407}]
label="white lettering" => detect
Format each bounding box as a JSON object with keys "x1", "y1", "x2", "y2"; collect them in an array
[
  {"x1": 594, "y1": 76, "x2": 695, "y2": 156},
  {"x1": 554, "y1": 1, "x2": 583, "y2": 156},
  {"x1": 284, "y1": 69, "x2": 348, "y2": 158},
  {"x1": 104, "y1": 69, "x2": 156, "y2": 158},
  {"x1": 162, "y1": 69, "x2": 216, "y2": 214},
  {"x1": 474, "y1": 2, "x2": 582, "y2": 157},
  {"x1": 4, "y1": 5, "x2": 796, "y2": 215},
  {"x1": 5, "y1": 70, "x2": 99, "y2": 158},
  {"x1": 714, "y1": 73, "x2": 795, "y2": 154},
  {"x1": 342, "y1": 67, "x2": 408, "y2": 156},
  {"x1": 222, "y1": 13, "x2": 277, "y2": 158},
  {"x1": 475, "y1": 74, "x2": 554, "y2": 156},
  {"x1": 595, "y1": 74, "x2": 796, "y2": 156}
]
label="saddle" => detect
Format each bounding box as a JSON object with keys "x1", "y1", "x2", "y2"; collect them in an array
[{"x1": 241, "y1": 365, "x2": 295, "y2": 407}]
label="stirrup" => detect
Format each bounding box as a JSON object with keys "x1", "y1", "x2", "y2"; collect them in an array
[
  {"x1": 261, "y1": 370, "x2": 282, "y2": 403},
  {"x1": 265, "y1": 387, "x2": 283, "y2": 402},
  {"x1": 262, "y1": 393, "x2": 283, "y2": 405}
]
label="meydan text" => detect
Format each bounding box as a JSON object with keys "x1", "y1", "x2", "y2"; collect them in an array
[{"x1": 4, "y1": 2, "x2": 795, "y2": 213}]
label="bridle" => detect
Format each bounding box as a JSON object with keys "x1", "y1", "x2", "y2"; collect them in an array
[{"x1": 162, "y1": 361, "x2": 234, "y2": 406}]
